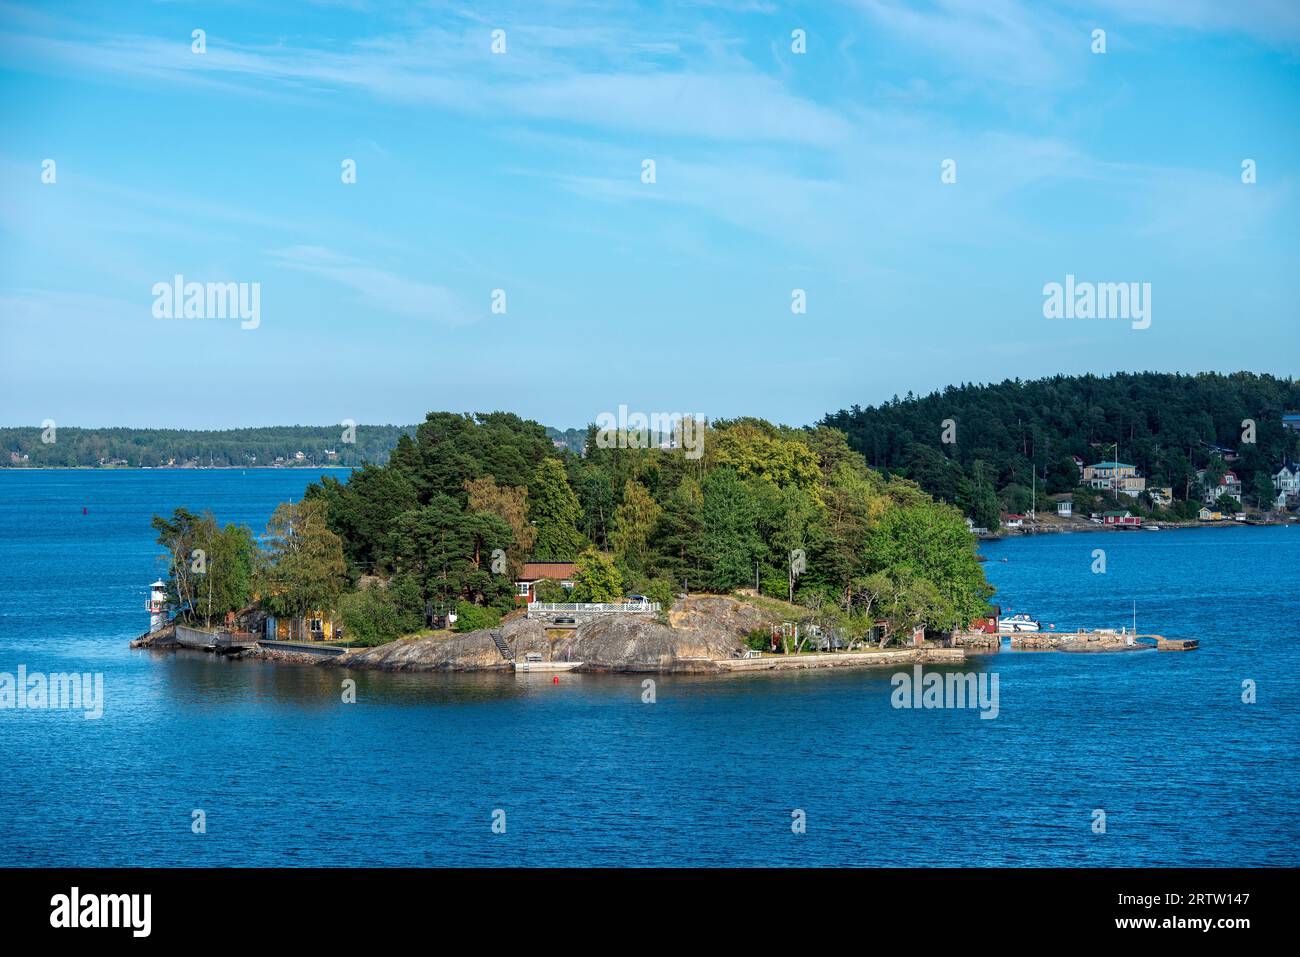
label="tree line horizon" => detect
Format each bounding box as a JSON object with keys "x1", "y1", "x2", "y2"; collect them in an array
[{"x1": 140, "y1": 371, "x2": 1298, "y2": 647}]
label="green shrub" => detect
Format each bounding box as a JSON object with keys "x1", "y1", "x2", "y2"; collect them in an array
[
  {"x1": 388, "y1": 574, "x2": 428, "y2": 633},
  {"x1": 533, "y1": 578, "x2": 569, "y2": 603},
  {"x1": 338, "y1": 587, "x2": 404, "y2": 646},
  {"x1": 625, "y1": 575, "x2": 675, "y2": 609},
  {"x1": 641, "y1": 576, "x2": 675, "y2": 609},
  {"x1": 744, "y1": 628, "x2": 771, "y2": 651},
  {"x1": 453, "y1": 600, "x2": 501, "y2": 633}
]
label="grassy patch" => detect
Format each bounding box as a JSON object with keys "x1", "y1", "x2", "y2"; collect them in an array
[{"x1": 731, "y1": 589, "x2": 807, "y2": 621}]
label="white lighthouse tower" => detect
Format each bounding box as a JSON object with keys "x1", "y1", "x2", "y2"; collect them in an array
[{"x1": 146, "y1": 579, "x2": 168, "y2": 633}]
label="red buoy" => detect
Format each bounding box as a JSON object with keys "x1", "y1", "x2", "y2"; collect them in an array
[{"x1": 552, "y1": 676, "x2": 559, "y2": 684}]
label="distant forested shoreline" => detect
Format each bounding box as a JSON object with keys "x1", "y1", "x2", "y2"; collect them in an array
[
  {"x1": 823, "y1": 371, "x2": 1300, "y2": 524},
  {"x1": 0, "y1": 424, "x2": 586, "y2": 468},
  {"x1": 8, "y1": 373, "x2": 1298, "y2": 521},
  {"x1": 0, "y1": 425, "x2": 416, "y2": 468}
]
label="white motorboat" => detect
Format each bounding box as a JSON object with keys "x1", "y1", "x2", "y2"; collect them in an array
[{"x1": 997, "y1": 613, "x2": 1041, "y2": 633}]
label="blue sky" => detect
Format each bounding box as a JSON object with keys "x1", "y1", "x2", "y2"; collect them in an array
[{"x1": 1, "y1": 0, "x2": 1297, "y2": 430}]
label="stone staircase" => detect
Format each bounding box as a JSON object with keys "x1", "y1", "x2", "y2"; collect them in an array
[{"x1": 490, "y1": 629, "x2": 513, "y2": 661}]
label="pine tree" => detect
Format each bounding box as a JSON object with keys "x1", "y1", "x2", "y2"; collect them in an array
[{"x1": 529, "y1": 458, "x2": 585, "y2": 560}]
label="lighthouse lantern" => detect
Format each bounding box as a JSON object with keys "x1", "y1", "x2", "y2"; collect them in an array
[{"x1": 146, "y1": 579, "x2": 168, "y2": 633}]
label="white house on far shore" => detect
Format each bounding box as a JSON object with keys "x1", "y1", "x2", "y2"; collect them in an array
[
  {"x1": 1198, "y1": 469, "x2": 1242, "y2": 504},
  {"x1": 1274, "y1": 459, "x2": 1300, "y2": 510}
]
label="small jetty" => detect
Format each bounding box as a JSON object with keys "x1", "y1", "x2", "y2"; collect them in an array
[
  {"x1": 1012, "y1": 631, "x2": 1151, "y2": 652},
  {"x1": 174, "y1": 624, "x2": 259, "y2": 653},
  {"x1": 259, "y1": 639, "x2": 350, "y2": 658},
  {"x1": 515, "y1": 653, "x2": 583, "y2": 673},
  {"x1": 1008, "y1": 631, "x2": 1197, "y2": 652}
]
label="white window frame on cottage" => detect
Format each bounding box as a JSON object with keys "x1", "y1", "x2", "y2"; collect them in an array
[{"x1": 516, "y1": 582, "x2": 532, "y2": 597}]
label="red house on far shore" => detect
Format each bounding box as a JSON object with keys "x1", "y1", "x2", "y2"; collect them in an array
[
  {"x1": 514, "y1": 561, "x2": 577, "y2": 603},
  {"x1": 1102, "y1": 510, "x2": 1141, "y2": 527}
]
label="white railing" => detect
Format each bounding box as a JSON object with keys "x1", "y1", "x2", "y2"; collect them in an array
[{"x1": 527, "y1": 601, "x2": 660, "y2": 618}]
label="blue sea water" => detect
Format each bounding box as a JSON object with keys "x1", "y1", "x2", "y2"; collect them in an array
[{"x1": 0, "y1": 469, "x2": 1296, "y2": 867}]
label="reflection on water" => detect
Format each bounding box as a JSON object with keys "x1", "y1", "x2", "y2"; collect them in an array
[{"x1": 149, "y1": 649, "x2": 534, "y2": 708}]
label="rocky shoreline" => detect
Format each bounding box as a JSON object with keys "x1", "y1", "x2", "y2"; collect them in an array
[
  {"x1": 133, "y1": 595, "x2": 976, "y2": 675},
  {"x1": 133, "y1": 594, "x2": 1168, "y2": 675}
]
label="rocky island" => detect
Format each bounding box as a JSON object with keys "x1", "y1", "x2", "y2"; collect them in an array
[{"x1": 137, "y1": 411, "x2": 999, "y2": 676}]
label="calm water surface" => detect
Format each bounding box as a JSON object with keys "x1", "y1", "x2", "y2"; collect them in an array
[{"x1": 1, "y1": 470, "x2": 1296, "y2": 866}]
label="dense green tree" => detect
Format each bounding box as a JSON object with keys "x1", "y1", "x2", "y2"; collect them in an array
[
  {"x1": 151, "y1": 508, "x2": 256, "y2": 625},
  {"x1": 710, "y1": 419, "x2": 822, "y2": 494},
  {"x1": 866, "y1": 498, "x2": 993, "y2": 630},
  {"x1": 308, "y1": 463, "x2": 418, "y2": 575},
  {"x1": 571, "y1": 462, "x2": 617, "y2": 548},
  {"x1": 193, "y1": 521, "x2": 257, "y2": 625},
  {"x1": 394, "y1": 412, "x2": 554, "y2": 504},
  {"x1": 256, "y1": 499, "x2": 348, "y2": 633},
  {"x1": 610, "y1": 479, "x2": 661, "y2": 575},
  {"x1": 570, "y1": 547, "x2": 624, "y2": 602},
  {"x1": 956, "y1": 460, "x2": 1000, "y2": 529},
  {"x1": 529, "y1": 458, "x2": 585, "y2": 560},
  {"x1": 465, "y1": 475, "x2": 535, "y2": 578},
  {"x1": 1252, "y1": 471, "x2": 1278, "y2": 509},
  {"x1": 698, "y1": 468, "x2": 763, "y2": 592},
  {"x1": 999, "y1": 483, "x2": 1032, "y2": 515},
  {"x1": 870, "y1": 569, "x2": 946, "y2": 648},
  {"x1": 150, "y1": 507, "x2": 208, "y2": 617},
  {"x1": 651, "y1": 474, "x2": 706, "y2": 587},
  {"x1": 384, "y1": 495, "x2": 513, "y2": 608}
]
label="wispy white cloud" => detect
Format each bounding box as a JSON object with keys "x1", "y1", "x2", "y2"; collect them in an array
[
  {"x1": 1082, "y1": 0, "x2": 1300, "y2": 45},
  {"x1": 852, "y1": 0, "x2": 1090, "y2": 91},
  {"x1": 268, "y1": 245, "x2": 476, "y2": 326},
  {"x1": 0, "y1": 15, "x2": 848, "y2": 145}
]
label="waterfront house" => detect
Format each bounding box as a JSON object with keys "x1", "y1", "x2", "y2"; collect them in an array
[
  {"x1": 1149, "y1": 486, "x2": 1174, "y2": 508},
  {"x1": 1083, "y1": 461, "x2": 1146, "y2": 497},
  {"x1": 1002, "y1": 514, "x2": 1024, "y2": 529},
  {"x1": 1102, "y1": 509, "x2": 1141, "y2": 527},
  {"x1": 1198, "y1": 506, "x2": 1223, "y2": 521},
  {"x1": 1055, "y1": 499, "x2": 1073, "y2": 517},
  {"x1": 1198, "y1": 469, "x2": 1242, "y2": 503},
  {"x1": 1273, "y1": 460, "x2": 1300, "y2": 504},
  {"x1": 514, "y1": 561, "x2": 577, "y2": 604},
  {"x1": 264, "y1": 611, "x2": 337, "y2": 641}
]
